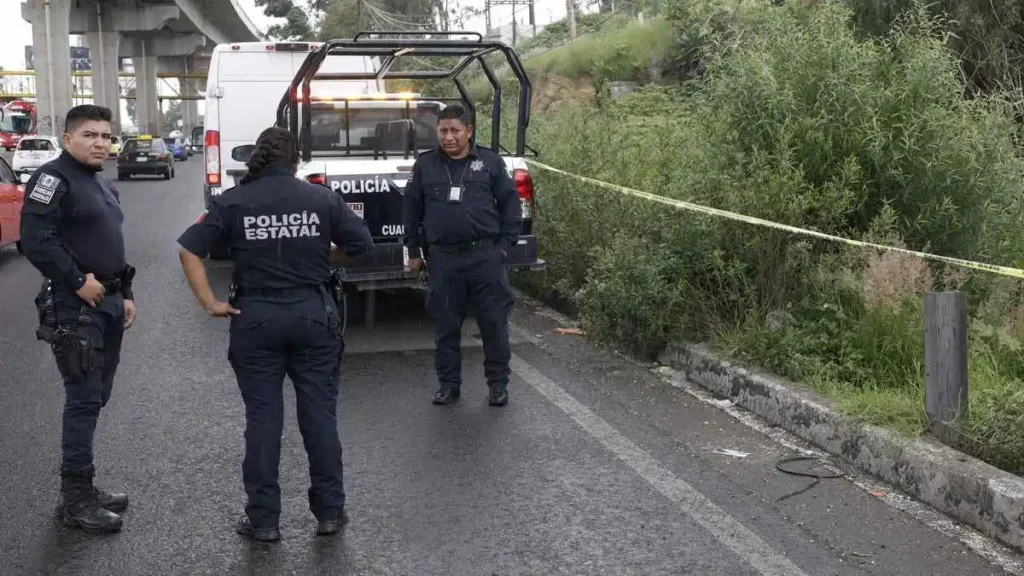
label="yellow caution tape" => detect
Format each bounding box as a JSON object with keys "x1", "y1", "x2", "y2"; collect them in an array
[{"x1": 525, "y1": 158, "x2": 1024, "y2": 280}]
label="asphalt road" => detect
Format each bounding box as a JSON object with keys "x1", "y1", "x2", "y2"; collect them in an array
[{"x1": 0, "y1": 157, "x2": 1019, "y2": 576}]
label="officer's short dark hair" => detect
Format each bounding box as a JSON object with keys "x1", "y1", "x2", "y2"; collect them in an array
[
  {"x1": 438, "y1": 104, "x2": 472, "y2": 127},
  {"x1": 65, "y1": 105, "x2": 113, "y2": 134}
]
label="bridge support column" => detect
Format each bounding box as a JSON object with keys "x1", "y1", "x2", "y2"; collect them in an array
[
  {"x1": 123, "y1": 34, "x2": 206, "y2": 137},
  {"x1": 134, "y1": 49, "x2": 160, "y2": 136},
  {"x1": 84, "y1": 28, "x2": 122, "y2": 132},
  {"x1": 157, "y1": 57, "x2": 200, "y2": 137},
  {"x1": 22, "y1": 0, "x2": 74, "y2": 135}
]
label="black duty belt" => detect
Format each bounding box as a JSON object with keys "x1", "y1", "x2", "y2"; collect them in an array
[
  {"x1": 235, "y1": 285, "x2": 320, "y2": 298},
  {"x1": 429, "y1": 239, "x2": 495, "y2": 254}
]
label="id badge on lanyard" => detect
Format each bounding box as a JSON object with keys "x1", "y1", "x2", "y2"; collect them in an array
[{"x1": 445, "y1": 160, "x2": 470, "y2": 204}]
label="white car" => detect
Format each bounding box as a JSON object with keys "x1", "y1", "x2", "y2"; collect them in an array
[{"x1": 13, "y1": 136, "x2": 61, "y2": 178}]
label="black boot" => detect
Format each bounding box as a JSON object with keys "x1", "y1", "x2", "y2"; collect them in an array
[
  {"x1": 57, "y1": 486, "x2": 129, "y2": 513},
  {"x1": 316, "y1": 507, "x2": 350, "y2": 536},
  {"x1": 60, "y1": 468, "x2": 122, "y2": 534},
  {"x1": 488, "y1": 384, "x2": 509, "y2": 406},
  {"x1": 431, "y1": 386, "x2": 460, "y2": 405},
  {"x1": 236, "y1": 515, "x2": 281, "y2": 542},
  {"x1": 93, "y1": 486, "x2": 129, "y2": 513}
]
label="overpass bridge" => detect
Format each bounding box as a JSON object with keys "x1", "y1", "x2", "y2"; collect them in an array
[{"x1": 21, "y1": 0, "x2": 261, "y2": 136}]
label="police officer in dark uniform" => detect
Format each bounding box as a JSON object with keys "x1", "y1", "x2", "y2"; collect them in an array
[
  {"x1": 402, "y1": 104, "x2": 522, "y2": 406},
  {"x1": 177, "y1": 126, "x2": 373, "y2": 542},
  {"x1": 19, "y1": 104, "x2": 137, "y2": 534}
]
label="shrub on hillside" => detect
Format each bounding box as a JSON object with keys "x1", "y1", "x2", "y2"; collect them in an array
[{"x1": 523, "y1": 1, "x2": 1024, "y2": 472}]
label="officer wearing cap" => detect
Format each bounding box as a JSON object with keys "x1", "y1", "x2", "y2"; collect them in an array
[
  {"x1": 177, "y1": 126, "x2": 373, "y2": 542},
  {"x1": 19, "y1": 104, "x2": 137, "y2": 534},
  {"x1": 402, "y1": 104, "x2": 522, "y2": 407}
]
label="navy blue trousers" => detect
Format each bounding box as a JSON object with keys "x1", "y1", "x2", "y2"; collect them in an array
[
  {"x1": 53, "y1": 287, "x2": 125, "y2": 473},
  {"x1": 227, "y1": 292, "x2": 345, "y2": 528},
  {"x1": 426, "y1": 244, "x2": 514, "y2": 390}
]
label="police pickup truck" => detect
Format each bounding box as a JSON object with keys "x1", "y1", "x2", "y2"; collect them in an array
[{"x1": 273, "y1": 31, "x2": 545, "y2": 326}]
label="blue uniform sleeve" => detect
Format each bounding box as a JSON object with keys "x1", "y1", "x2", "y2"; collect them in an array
[
  {"x1": 18, "y1": 169, "x2": 87, "y2": 290},
  {"x1": 401, "y1": 160, "x2": 425, "y2": 258},
  {"x1": 177, "y1": 199, "x2": 228, "y2": 258},
  {"x1": 492, "y1": 160, "x2": 522, "y2": 251},
  {"x1": 330, "y1": 193, "x2": 373, "y2": 257}
]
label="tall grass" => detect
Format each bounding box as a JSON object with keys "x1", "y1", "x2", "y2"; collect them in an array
[{"x1": 519, "y1": 2, "x2": 1024, "y2": 473}]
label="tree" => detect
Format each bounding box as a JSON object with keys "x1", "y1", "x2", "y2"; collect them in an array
[
  {"x1": 125, "y1": 87, "x2": 137, "y2": 127},
  {"x1": 163, "y1": 101, "x2": 182, "y2": 133},
  {"x1": 255, "y1": 0, "x2": 327, "y2": 40},
  {"x1": 319, "y1": 0, "x2": 362, "y2": 39}
]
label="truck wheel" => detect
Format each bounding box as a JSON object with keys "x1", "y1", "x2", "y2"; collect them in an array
[
  {"x1": 164, "y1": 168, "x2": 171, "y2": 180},
  {"x1": 118, "y1": 172, "x2": 127, "y2": 181}
]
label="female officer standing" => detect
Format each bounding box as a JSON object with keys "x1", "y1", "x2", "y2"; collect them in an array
[{"x1": 176, "y1": 126, "x2": 373, "y2": 542}]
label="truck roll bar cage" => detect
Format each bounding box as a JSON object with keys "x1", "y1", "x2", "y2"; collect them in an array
[{"x1": 275, "y1": 30, "x2": 533, "y2": 162}]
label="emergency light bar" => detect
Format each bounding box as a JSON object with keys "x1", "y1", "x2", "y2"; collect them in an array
[{"x1": 293, "y1": 89, "x2": 421, "y2": 102}]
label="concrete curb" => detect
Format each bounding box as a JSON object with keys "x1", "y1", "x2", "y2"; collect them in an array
[{"x1": 658, "y1": 342, "x2": 1024, "y2": 553}]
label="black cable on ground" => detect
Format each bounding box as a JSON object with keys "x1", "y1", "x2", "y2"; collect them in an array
[{"x1": 774, "y1": 454, "x2": 845, "y2": 501}]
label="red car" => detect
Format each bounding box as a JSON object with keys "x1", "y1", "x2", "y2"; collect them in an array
[{"x1": 0, "y1": 155, "x2": 25, "y2": 252}]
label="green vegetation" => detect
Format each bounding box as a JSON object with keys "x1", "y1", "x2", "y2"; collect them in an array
[{"x1": 516, "y1": 1, "x2": 1024, "y2": 474}]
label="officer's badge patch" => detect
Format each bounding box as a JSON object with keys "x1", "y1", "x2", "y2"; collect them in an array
[
  {"x1": 470, "y1": 159, "x2": 485, "y2": 172},
  {"x1": 28, "y1": 174, "x2": 60, "y2": 205}
]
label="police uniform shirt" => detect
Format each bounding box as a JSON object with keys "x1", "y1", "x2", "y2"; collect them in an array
[
  {"x1": 19, "y1": 151, "x2": 127, "y2": 290},
  {"x1": 402, "y1": 144, "x2": 522, "y2": 257},
  {"x1": 177, "y1": 163, "x2": 373, "y2": 289}
]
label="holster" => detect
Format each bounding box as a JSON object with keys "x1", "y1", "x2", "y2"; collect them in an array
[
  {"x1": 34, "y1": 280, "x2": 58, "y2": 343},
  {"x1": 318, "y1": 284, "x2": 344, "y2": 340},
  {"x1": 120, "y1": 264, "x2": 137, "y2": 300},
  {"x1": 35, "y1": 280, "x2": 101, "y2": 381}
]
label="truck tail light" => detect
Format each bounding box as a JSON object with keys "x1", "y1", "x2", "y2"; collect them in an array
[
  {"x1": 306, "y1": 173, "x2": 327, "y2": 187},
  {"x1": 514, "y1": 168, "x2": 534, "y2": 220},
  {"x1": 205, "y1": 130, "x2": 220, "y2": 186}
]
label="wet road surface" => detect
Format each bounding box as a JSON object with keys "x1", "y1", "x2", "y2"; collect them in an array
[{"x1": 0, "y1": 158, "x2": 1019, "y2": 575}]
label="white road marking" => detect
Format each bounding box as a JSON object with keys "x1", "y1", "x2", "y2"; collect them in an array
[
  {"x1": 657, "y1": 366, "x2": 1024, "y2": 576},
  {"x1": 511, "y1": 354, "x2": 809, "y2": 576}
]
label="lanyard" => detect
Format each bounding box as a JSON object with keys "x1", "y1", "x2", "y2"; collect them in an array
[{"x1": 443, "y1": 158, "x2": 471, "y2": 188}]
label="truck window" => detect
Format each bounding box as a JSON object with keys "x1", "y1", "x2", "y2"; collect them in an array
[
  {"x1": 308, "y1": 103, "x2": 440, "y2": 154},
  {"x1": 0, "y1": 112, "x2": 32, "y2": 134},
  {"x1": 123, "y1": 139, "x2": 164, "y2": 153}
]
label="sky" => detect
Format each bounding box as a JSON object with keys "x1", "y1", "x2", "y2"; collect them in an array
[{"x1": 0, "y1": 0, "x2": 580, "y2": 128}]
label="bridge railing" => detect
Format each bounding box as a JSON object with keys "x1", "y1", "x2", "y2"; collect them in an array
[{"x1": 0, "y1": 70, "x2": 208, "y2": 102}]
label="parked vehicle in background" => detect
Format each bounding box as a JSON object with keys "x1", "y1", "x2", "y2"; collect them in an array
[
  {"x1": 117, "y1": 134, "x2": 176, "y2": 180},
  {"x1": 163, "y1": 136, "x2": 188, "y2": 161},
  {"x1": 12, "y1": 135, "x2": 61, "y2": 178},
  {"x1": 190, "y1": 125, "x2": 203, "y2": 154},
  {"x1": 109, "y1": 135, "x2": 122, "y2": 157},
  {"x1": 0, "y1": 155, "x2": 25, "y2": 252},
  {"x1": 200, "y1": 40, "x2": 381, "y2": 208},
  {"x1": 0, "y1": 100, "x2": 37, "y2": 151},
  {"x1": 275, "y1": 31, "x2": 544, "y2": 326}
]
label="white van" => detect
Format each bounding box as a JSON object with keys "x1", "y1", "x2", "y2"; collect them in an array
[{"x1": 201, "y1": 41, "x2": 382, "y2": 207}]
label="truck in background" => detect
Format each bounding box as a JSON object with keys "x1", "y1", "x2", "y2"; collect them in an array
[
  {"x1": 0, "y1": 100, "x2": 38, "y2": 151},
  {"x1": 277, "y1": 31, "x2": 545, "y2": 326}
]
